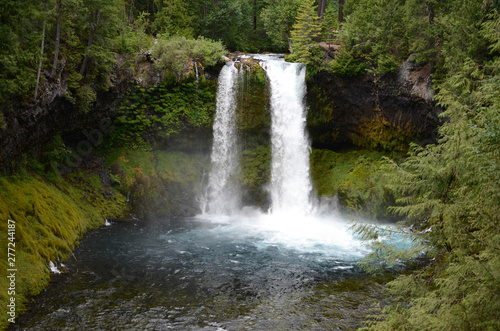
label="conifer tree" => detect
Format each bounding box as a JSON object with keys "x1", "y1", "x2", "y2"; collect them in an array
[
  {"x1": 355, "y1": 4, "x2": 500, "y2": 330},
  {"x1": 260, "y1": 0, "x2": 302, "y2": 52},
  {"x1": 290, "y1": 0, "x2": 321, "y2": 63}
]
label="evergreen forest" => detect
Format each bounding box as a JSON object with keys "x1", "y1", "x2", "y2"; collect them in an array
[{"x1": 1, "y1": 0, "x2": 499, "y2": 330}]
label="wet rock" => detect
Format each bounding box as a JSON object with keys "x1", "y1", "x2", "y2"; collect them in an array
[{"x1": 307, "y1": 57, "x2": 443, "y2": 151}]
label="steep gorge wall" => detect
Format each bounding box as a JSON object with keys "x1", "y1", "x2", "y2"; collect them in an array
[
  {"x1": 0, "y1": 63, "x2": 133, "y2": 171},
  {"x1": 0, "y1": 56, "x2": 443, "y2": 220},
  {"x1": 307, "y1": 57, "x2": 442, "y2": 152}
]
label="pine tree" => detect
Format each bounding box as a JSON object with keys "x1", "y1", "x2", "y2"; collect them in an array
[
  {"x1": 290, "y1": 0, "x2": 321, "y2": 63},
  {"x1": 260, "y1": 0, "x2": 302, "y2": 52}
]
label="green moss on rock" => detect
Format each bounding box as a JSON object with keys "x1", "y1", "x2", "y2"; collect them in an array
[
  {"x1": 349, "y1": 116, "x2": 414, "y2": 153},
  {"x1": 0, "y1": 170, "x2": 129, "y2": 329},
  {"x1": 239, "y1": 145, "x2": 271, "y2": 207},
  {"x1": 311, "y1": 148, "x2": 398, "y2": 220}
]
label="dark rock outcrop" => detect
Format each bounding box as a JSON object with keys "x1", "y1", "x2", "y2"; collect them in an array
[
  {"x1": 307, "y1": 55, "x2": 442, "y2": 151},
  {"x1": 0, "y1": 59, "x2": 135, "y2": 171}
]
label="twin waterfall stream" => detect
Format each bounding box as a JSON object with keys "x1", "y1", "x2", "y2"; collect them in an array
[
  {"x1": 11, "y1": 55, "x2": 395, "y2": 331},
  {"x1": 207, "y1": 55, "x2": 312, "y2": 216}
]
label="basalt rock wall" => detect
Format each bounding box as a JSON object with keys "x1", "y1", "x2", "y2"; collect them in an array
[
  {"x1": 0, "y1": 57, "x2": 135, "y2": 171},
  {"x1": 307, "y1": 55, "x2": 442, "y2": 152},
  {"x1": 0, "y1": 54, "x2": 442, "y2": 172}
]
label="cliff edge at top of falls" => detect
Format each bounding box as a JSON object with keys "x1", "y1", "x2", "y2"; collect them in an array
[{"x1": 0, "y1": 52, "x2": 442, "y2": 170}]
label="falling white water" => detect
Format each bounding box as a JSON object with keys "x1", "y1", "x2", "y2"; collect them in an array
[
  {"x1": 260, "y1": 58, "x2": 313, "y2": 216},
  {"x1": 199, "y1": 55, "x2": 390, "y2": 260},
  {"x1": 206, "y1": 62, "x2": 241, "y2": 215},
  {"x1": 194, "y1": 60, "x2": 199, "y2": 81}
]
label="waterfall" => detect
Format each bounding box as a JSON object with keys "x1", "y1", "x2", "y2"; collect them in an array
[
  {"x1": 260, "y1": 59, "x2": 313, "y2": 215},
  {"x1": 206, "y1": 62, "x2": 241, "y2": 215},
  {"x1": 206, "y1": 55, "x2": 312, "y2": 216},
  {"x1": 194, "y1": 60, "x2": 200, "y2": 92},
  {"x1": 194, "y1": 60, "x2": 199, "y2": 81}
]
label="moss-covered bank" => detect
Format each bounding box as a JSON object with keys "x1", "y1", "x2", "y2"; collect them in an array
[
  {"x1": 0, "y1": 146, "x2": 209, "y2": 330},
  {"x1": 0, "y1": 169, "x2": 129, "y2": 329},
  {"x1": 311, "y1": 149, "x2": 398, "y2": 221}
]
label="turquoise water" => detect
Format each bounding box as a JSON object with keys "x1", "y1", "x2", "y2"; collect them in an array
[{"x1": 11, "y1": 216, "x2": 396, "y2": 330}]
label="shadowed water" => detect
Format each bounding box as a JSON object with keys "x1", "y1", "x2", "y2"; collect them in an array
[{"x1": 11, "y1": 216, "x2": 391, "y2": 330}]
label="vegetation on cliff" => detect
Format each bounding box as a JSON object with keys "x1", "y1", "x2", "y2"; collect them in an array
[
  {"x1": 105, "y1": 148, "x2": 208, "y2": 219},
  {"x1": 311, "y1": 149, "x2": 397, "y2": 221},
  {"x1": 109, "y1": 79, "x2": 218, "y2": 149}
]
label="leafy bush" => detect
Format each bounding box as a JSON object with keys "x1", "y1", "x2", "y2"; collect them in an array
[
  {"x1": 152, "y1": 35, "x2": 226, "y2": 81},
  {"x1": 115, "y1": 13, "x2": 153, "y2": 55}
]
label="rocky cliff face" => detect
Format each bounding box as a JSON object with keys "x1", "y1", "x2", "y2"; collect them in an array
[
  {"x1": 307, "y1": 55, "x2": 442, "y2": 152},
  {"x1": 0, "y1": 58, "x2": 135, "y2": 171},
  {"x1": 0, "y1": 54, "x2": 442, "y2": 172}
]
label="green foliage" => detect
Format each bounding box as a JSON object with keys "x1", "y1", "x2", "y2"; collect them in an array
[
  {"x1": 260, "y1": 0, "x2": 302, "y2": 51},
  {"x1": 329, "y1": 47, "x2": 366, "y2": 76},
  {"x1": 108, "y1": 80, "x2": 217, "y2": 148},
  {"x1": 0, "y1": 0, "x2": 40, "y2": 107},
  {"x1": 310, "y1": 149, "x2": 396, "y2": 220},
  {"x1": 357, "y1": 7, "x2": 500, "y2": 330},
  {"x1": 74, "y1": 83, "x2": 97, "y2": 114},
  {"x1": 321, "y1": 5, "x2": 339, "y2": 41},
  {"x1": 340, "y1": 0, "x2": 408, "y2": 76},
  {"x1": 197, "y1": 0, "x2": 253, "y2": 51},
  {"x1": 152, "y1": 0, "x2": 194, "y2": 37},
  {"x1": 114, "y1": 13, "x2": 153, "y2": 55},
  {"x1": 152, "y1": 35, "x2": 226, "y2": 81}
]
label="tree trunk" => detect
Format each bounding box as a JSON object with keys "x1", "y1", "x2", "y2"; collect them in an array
[
  {"x1": 318, "y1": 0, "x2": 326, "y2": 19},
  {"x1": 35, "y1": 21, "x2": 46, "y2": 101},
  {"x1": 338, "y1": 0, "x2": 344, "y2": 24},
  {"x1": 128, "y1": 0, "x2": 134, "y2": 25},
  {"x1": 51, "y1": 0, "x2": 62, "y2": 79},
  {"x1": 427, "y1": 2, "x2": 435, "y2": 25},
  {"x1": 80, "y1": 11, "x2": 99, "y2": 76},
  {"x1": 254, "y1": 0, "x2": 257, "y2": 30}
]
